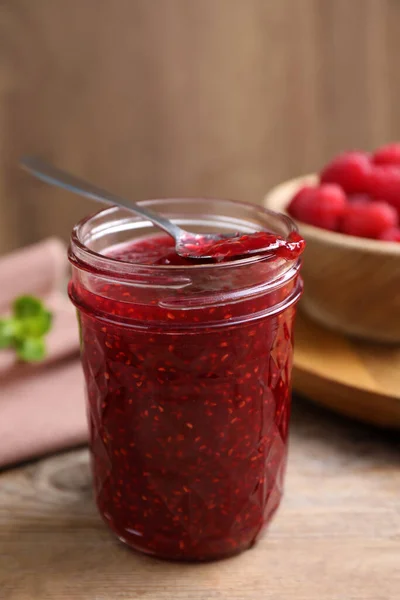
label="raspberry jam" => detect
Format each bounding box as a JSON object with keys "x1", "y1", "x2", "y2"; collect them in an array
[
  {"x1": 178, "y1": 230, "x2": 305, "y2": 261},
  {"x1": 69, "y1": 199, "x2": 304, "y2": 561}
]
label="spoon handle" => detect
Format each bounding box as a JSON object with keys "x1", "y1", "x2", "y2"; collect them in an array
[{"x1": 20, "y1": 156, "x2": 182, "y2": 240}]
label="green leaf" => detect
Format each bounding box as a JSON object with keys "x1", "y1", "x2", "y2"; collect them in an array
[
  {"x1": 13, "y1": 295, "x2": 45, "y2": 319},
  {"x1": 1, "y1": 295, "x2": 53, "y2": 362},
  {"x1": 16, "y1": 310, "x2": 52, "y2": 339},
  {"x1": 0, "y1": 319, "x2": 19, "y2": 348},
  {"x1": 15, "y1": 337, "x2": 46, "y2": 362}
]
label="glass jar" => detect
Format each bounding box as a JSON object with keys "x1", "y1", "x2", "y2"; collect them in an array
[{"x1": 68, "y1": 198, "x2": 304, "y2": 561}]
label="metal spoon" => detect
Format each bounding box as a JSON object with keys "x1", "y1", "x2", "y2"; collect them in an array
[{"x1": 19, "y1": 156, "x2": 238, "y2": 260}]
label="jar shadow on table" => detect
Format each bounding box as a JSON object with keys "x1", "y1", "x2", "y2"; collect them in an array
[{"x1": 1, "y1": 396, "x2": 399, "y2": 597}]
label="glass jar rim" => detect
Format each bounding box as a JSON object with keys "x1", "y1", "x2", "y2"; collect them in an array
[{"x1": 69, "y1": 197, "x2": 300, "y2": 276}]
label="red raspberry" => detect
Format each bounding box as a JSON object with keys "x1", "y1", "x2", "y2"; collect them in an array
[
  {"x1": 287, "y1": 184, "x2": 347, "y2": 231},
  {"x1": 368, "y1": 166, "x2": 400, "y2": 213},
  {"x1": 287, "y1": 186, "x2": 314, "y2": 218},
  {"x1": 348, "y1": 194, "x2": 371, "y2": 205},
  {"x1": 320, "y1": 152, "x2": 371, "y2": 194},
  {"x1": 378, "y1": 227, "x2": 400, "y2": 242},
  {"x1": 372, "y1": 143, "x2": 400, "y2": 167},
  {"x1": 340, "y1": 201, "x2": 398, "y2": 239}
]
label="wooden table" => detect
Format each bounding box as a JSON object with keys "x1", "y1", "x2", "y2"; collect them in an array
[{"x1": 1, "y1": 397, "x2": 399, "y2": 599}]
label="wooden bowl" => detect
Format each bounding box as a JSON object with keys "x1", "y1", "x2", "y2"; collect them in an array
[{"x1": 264, "y1": 175, "x2": 400, "y2": 344}]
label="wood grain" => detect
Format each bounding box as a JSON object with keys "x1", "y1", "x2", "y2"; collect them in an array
[
  {"x1": 0, "y1": 399, "x2": 399, "y2": 599},
  {"x1": 0, "y1": 0, "x2": 400, "y2": 253}
]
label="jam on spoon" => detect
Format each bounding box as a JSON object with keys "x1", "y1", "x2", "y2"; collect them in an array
[{"x1": 178, "y1": 230, "x2": 305, "y2": 262}]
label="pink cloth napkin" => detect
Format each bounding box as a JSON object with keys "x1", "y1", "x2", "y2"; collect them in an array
[{"x1": 0, "y1": 238, "x2": 87, "y2": 468}]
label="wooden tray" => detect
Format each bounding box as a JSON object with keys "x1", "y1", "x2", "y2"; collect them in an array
[{"x1": 293, "y1": 310, "x2": 400, "y2": 429}]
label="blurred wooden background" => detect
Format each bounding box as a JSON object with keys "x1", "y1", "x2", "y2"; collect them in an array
[{"x1": 0, "y1": 0, "x2": 399, "y2": 253}]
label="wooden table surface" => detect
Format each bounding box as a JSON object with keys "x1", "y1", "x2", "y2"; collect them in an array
[{"x1": 1, "y1": 397, "x2": 399, "y2": 600}]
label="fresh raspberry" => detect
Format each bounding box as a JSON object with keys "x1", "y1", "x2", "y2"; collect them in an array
[
  {"x1": 340, "y1": 200, "x2": 398, "y2": 239},
  {"x1": 378, "y1": 227, "x2": 400, "y2": 242},
  {"x1": 372, "y1": 143, "x2": 400, "y2": 167},
  {"x1": 287, "y1": 186, "x2": 314, "y2": 218},
  {"x1": 348, "y1": 194, "x2": 371, "y2": 205},
  {"x1": 368, "y1": 166, "x2": 400, "y2": 213},
  {"x1": 320, "y1": 151, "x2": 371, "y2": 194},
  {"x1": 287, "y1": 184, "x2": 347, "y2": 231}
]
